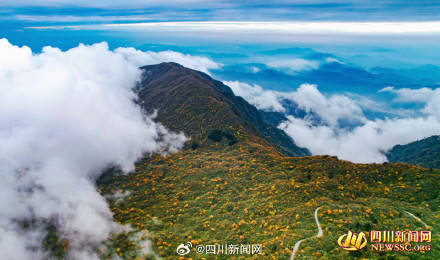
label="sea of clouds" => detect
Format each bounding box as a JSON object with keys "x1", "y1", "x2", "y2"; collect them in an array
[
  {"x1": 1, "y1": 35, "x2": 439, "y2": 259},
  {"x1": 225, "y1": 81, "x2": 440, "y2": 163},
  {"x1": 0, "y1": 39, "x2": 224, "y2": 259}
]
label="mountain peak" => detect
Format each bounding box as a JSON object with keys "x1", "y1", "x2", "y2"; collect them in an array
[
  {"x1": 136, "y1": 63, "x2": 310, "y2": 156},
  {"x1": 141, "y1": 62, "x2": 184, "y2": 71}
]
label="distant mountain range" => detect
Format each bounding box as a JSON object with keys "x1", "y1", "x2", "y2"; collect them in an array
[
  {"x1": 213, "y1": 62, "x2": 440, "y2": 95},
  {"x1": 387, "y1": 135, "x2": 440, "y2": 169},
  {"x1": 371, "y1": 64, "x2": 440, "y2": 85}
]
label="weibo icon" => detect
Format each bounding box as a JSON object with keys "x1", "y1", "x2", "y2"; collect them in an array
[
  {"x1": 338, "y1": 231, "x2": 367, "y2": 251},
  {"x1": 176, "y1": 241, "x2": 193, "y2": 256}
]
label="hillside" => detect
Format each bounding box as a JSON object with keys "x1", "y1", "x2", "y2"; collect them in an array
[
  {"x1": 98, "y1": 151, "x2": 439, "y2": 259},
  {"x1": 387, "y1": 135, "x2": 440, "y2": 169},
  {"x1": 136, "y1": 62, "x2": 310, "y2": 157},
  {"x1": 94, "y1": 63, "x2": 439, "y2": 260}
]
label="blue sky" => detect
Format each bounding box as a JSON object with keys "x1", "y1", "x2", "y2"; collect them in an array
[
  {"x1": 1, "y1": 1, "x2": 440, "y2": 162},
  {"x1": 2, "y1": 1, "x2": 440, "y2": 63},
  {"x1": 2, "y1": 1, "x2": 440, "y2": 92},
  {"x1": 2, "y1": 0, "x2": 440, "y2": 22},
  {"x1": 2, "y1": 1, "x2": 440, "y2": 56}
]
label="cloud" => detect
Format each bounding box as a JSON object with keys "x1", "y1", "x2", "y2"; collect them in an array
[
  {"x1": 14, "y1": 14, "x2": 162, "y2": 23},
  {"x1": 115, "y1": 47, "x2": 220, "y2": 74},
  {"x1": 2, "y1": 0, "x2": 215, "y2": 8},
  {"x1": 283, "y1": 84, "x2": 366, "y2": 127},
  {"x1": 279, "y1": 86, "x2": 440, "y2": 162},
  {"x1": 99, "y1": 21, "x2": 440, "y2": 35},
  {"x1": 5, "y1": 1, "x2": 440, "y2": 22},
  {"x1": 107, "y1": 190, "x2": 131, "y2": 204},
  {"x1": 380, "y1": 86, "x2": 437, "y2": 103},
  {"x1": 380, "y1": 86, "x2": 440, "y2": 120},
  {"x1": 223, "y1": 81, "x2": 285, "y2": 112},
  {"x1": 227, "y1": 80, "x2": 440, "y2": 163},
  {"x1": 225, "y1": 81, "x2": 365, "y2": 127},
  {"x1": 28, "y1": 21, "x2": 440, "y2": 43},
  {"x1": 280, "y1": 115, "x2": 440, "y2": 163},
  {"x1": 0, "y1": 38, "x2": 187, "y2": 259},
  {"x1": 266, "y1": 58, "x2": 319, "y2": 74},
  {"x1": 325, "y1": 57, "x2": 343, "y2": 64},
  {"x1": 250, "y1": 66, "x2": 260, "y2": 73}
]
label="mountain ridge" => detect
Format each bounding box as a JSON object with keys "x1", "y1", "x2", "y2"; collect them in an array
[
  {"x1": 387, "y1": 135, "x2": 440, "y2": 169},
  {"x1": 136, "y1": 62, "x2": 310, "y2": 156}
]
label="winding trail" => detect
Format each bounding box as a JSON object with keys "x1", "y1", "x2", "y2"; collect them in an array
[
  {"x1": 290, "y1": 207, "x2": 323, "y2": 260},
  {"x1": 404, "y1": 211, "x2": 429, "y2": 228}
]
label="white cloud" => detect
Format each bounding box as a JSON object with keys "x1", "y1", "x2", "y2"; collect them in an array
[
  {"x1": 264, "y1": 56, "x2": 344, "y2": 74},
  {"x1": 108, "y1": 190, "x2": 131, "y2": 204},
  {"x1": 279, "y1": 85, "x2": 440, "y2": 162},
  {"x1": 378, "y1": 86, "x2": 395, "y2": 93},
  {"x1": 15, "y1": 14, "x2": 160, "y2": 22},
  {"x1": 27, "y1": 22, "x2": 440, "y2": 47},
  {"x1": 280, "y1": 116, "x2": 440, "y2": 163},
  {"x1": 225, "y1": 81, "x2": 365, "y2": 126},
  {"x1": 284, "y1": 84, "x2": 366, "y2": 127},
  {"x1": 250, "y1": 66, "x2": 260, "y2": 73},
  {"x1": 115, "y1": 47, "x2": 220, "y2": 75},
  {"x1": 100, "y1": 21, "x2": 440, "y2": 35},
  {"x1": 266, "y1": 58, "x2": 319, "y2": 73},
  {"x1": 226, "y1": 79, "x2": 440, "y2": 163},
  {"x1": 379, "y1": 86, "x2": 436, "y2": 102},
  {"x1": 380, "y1": 86, "x2": 440, "y2": 120},
  {"x1": 3, "y1": 0, "x2": 213, "y2": 8},
  {"x1": 223, "y1": 81, "x2": 285, "y2": 112},
  {"x1": 0, "y1": 39, "x2": 187, "y2": 259},
  {"x1": 325, "y1": 57, "x2": 343, "y2": 64}
]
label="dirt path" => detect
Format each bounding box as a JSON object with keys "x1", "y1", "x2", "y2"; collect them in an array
[
  {"x1": 290, "y1": 207, "x2": 323, "y2": 260},
  {"x1": 404, "y1": 210, "x2": 429, "y2": 228}
]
